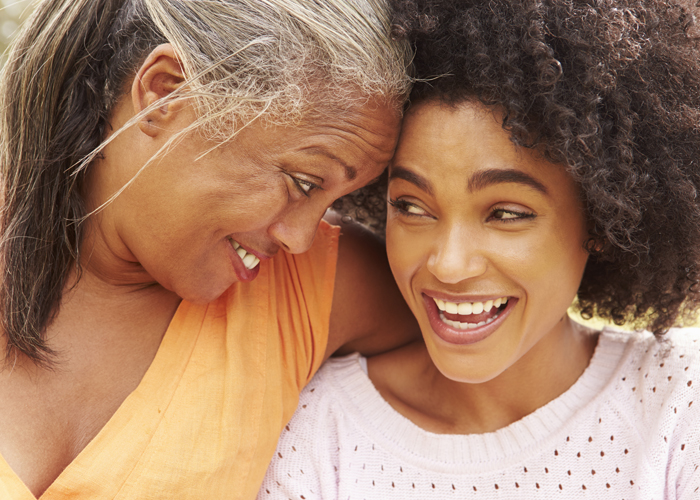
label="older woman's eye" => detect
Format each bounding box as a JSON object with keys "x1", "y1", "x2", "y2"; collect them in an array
[{"x1": 291, "y1": 176, "x2": 319, "y2": 197}]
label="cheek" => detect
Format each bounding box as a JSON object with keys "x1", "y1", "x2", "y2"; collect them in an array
[
  {"x1": 546, "y1": 218, "x2": 590, "y2": 288},
  {"x1": 386, "y1": 223, "x2": 428, "y2": 302},
  {"x1": 201, "y1": 177, "x2": 290, "y2": 233},
  {"x1": 385, "y1": 226, "x2": 405, "y2": 285},
  {"x1": 518, "y1": 225, "x2": 589, "y2": 318},
  {"x1": 226, "y1": 191, "x2": 288, "y2": 230}
]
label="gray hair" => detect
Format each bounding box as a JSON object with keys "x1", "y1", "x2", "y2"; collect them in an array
[
  {"x1": 111, "y1": 0, "x2": 413, "y2": 143},
  {"x1": 0, "y1": 0, "x2": 412, "y2": 365}
]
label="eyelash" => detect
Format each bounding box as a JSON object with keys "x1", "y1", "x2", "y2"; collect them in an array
[
  {"x1": 291, "y1": 176, "x2": 320, "y2": 197},
  {"x1": 489, "y1": 208, "x2": 536, "y2": 222},
  {"x1": 388, "y1": 198, "x2": 429, "y2": 218},
  {"x1": 388, "y1": 198, "x2": 536, "y2": 222}
]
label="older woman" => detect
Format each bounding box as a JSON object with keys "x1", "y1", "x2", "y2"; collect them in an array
[{"x1": 0, "y1": 0, "x2": 414, "y2": 498}]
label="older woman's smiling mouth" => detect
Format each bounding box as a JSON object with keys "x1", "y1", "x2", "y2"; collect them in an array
[
  {"x1": 228, "y1": 238, "x2": 261, "y2": 270},
  {"x1": 226, "y1": 237, "x2": 274, "y2": 283}
]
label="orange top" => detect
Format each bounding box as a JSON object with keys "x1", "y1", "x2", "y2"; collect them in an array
[{"x1": 0, "y1": 221, "x2": 339, "y2": 500}]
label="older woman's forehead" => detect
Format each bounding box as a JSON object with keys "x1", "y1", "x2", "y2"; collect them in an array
[{"x1": 290, "y1": 101, "x2": 400, "y2": 158}]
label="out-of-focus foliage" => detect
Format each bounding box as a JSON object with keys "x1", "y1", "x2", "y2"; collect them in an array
[{"x1": 0, "y1": 0, "x2": 34, "y2": 65}]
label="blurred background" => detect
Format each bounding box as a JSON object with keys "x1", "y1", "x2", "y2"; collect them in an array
[{"x1": 0, "y1": 0, "x2": 34, "y2": 65}]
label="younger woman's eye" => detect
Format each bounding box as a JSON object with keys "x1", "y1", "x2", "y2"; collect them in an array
[
  {"x1": 388, "y1": 198, "x2": 431, "y2": 218},
  {"x1": 490, "y1": 208, "x2": 536, "y2": 221}
]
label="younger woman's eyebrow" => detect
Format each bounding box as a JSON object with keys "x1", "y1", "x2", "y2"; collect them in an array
[
  {"x1": 389, "y1": 165, "x2": 434, "y2": 195},
  {"x1": 468, "y1": 168, "x2": 549, "y2": 195},
  {"x1": 390, "y1": 165, "x2": 548, "y2": 196}
]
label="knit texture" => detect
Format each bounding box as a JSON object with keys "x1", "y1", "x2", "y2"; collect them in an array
[{"x1": 259, "y1": 328, "x2": 700, "y2": 499}]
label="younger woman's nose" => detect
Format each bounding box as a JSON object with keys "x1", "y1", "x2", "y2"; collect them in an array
[{"x1": 426, "y1": 226, "x2": 488, "y2": 284}]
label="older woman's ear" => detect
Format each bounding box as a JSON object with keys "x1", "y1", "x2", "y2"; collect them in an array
[{"x1": 131, "y1": 44, "x2": 187, "y2": 138}]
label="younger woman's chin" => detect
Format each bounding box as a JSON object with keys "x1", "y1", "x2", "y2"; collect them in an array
[{"x1": 426, "y1": 349, "x2": 510, "y2": 385}]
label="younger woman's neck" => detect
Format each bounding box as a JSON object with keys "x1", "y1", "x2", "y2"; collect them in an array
[{"x1": 369, "y1": 317, "x2": 598, "y2": 435}]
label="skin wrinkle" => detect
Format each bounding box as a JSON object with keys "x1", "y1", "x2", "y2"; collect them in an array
[{"x1": 300, "y1": 147, "x2": 358, "y2": 181}]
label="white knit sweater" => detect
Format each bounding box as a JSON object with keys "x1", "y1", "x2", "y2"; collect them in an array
[{"x1": 259, "y1": 328, "x2": 700, "y2": 499}]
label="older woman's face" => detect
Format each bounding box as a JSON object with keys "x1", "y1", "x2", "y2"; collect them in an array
[{"x1": 89, "y1": 99, "x2": 400, "y2": 302}]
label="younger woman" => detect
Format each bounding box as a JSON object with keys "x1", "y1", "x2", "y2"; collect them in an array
[{"x1": 260, "y1": 1, "x2": 700, "y2": 498}]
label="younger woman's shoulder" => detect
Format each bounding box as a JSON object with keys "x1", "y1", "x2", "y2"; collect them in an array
[
  {"x1": 599, "y1": 326, "x2": 700, "y2": 413},
  {"x1": 294, "y1": 353, "x2": 368, "y2": 413},
  {"x1": 602, "y1": 326, "x2": 700, "y2": 362}
]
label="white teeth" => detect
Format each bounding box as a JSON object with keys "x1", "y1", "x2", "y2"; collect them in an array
[
  {"x1": 230, "y1": 239, "x2": 260, "y2": 270},
  {"x1": 439, "y1": 313, "x2": 499, "y2": 330},
  {"x1": 242, "y1": 254, "x2": 257, "y2": 269},
  {"x1": 457, "y1": 302, "x2": 472, "y2": 315},
  {"x1": 434, "y1": 297, "x2": 509, "y2": 315}
]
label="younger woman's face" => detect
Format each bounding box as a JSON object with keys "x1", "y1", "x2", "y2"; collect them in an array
[{"x1": 386, "y1": 100, "x2": 590, "y2": 383}]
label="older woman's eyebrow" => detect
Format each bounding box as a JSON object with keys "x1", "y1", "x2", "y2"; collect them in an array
[
  {"x1": 389, "y1": 165, "x2": 434, "y2": 195},
  {"x1": 468, "y1": 168, "x2": 549, "y2": 195},
  {"x1": 302, "y1": 147, "x2": 357, "y2": 181}
]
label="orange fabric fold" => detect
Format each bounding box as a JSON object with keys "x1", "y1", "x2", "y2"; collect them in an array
[{"x1": 0, "y1": 221, "x2": 339, "y2": 500}]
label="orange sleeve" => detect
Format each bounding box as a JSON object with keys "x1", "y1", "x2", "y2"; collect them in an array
[{"x1": 270, "y1": 220, "x2": 340, "y2": 391}]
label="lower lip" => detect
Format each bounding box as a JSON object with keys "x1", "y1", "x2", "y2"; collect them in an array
[
  {"x1": 226, "y1": 240, "x2": 260, "y2": 282},
  {"x1": 423, "y1": 294, "x2": 516, "y2": 346}
]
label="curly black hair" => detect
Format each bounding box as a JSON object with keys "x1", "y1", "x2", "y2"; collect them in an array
[{"x1": 380, "y1": 0, "x2": 700, "y2": 334}]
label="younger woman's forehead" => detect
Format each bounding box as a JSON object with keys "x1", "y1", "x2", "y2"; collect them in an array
[{"x1": 392, "y1": 99, "x2": 580, "y2": 202}]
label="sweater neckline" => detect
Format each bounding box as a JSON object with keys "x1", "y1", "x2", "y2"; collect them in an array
[{"x1": 327, "y1": 328, "x2": 631, "y2": 472}]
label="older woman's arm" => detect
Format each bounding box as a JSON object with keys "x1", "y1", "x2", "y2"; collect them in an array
[{"x1": 324, "y1": 215, "x2": 419, "y2": 359}]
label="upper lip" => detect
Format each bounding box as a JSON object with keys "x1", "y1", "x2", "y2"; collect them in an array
[{"x1": 422, "y1": 290, "x2": 512, "y2": 303}]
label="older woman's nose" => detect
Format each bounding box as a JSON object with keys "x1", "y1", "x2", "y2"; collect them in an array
[{"x1": 268, "y1": 206, "x2": 325, "y2": 254}]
